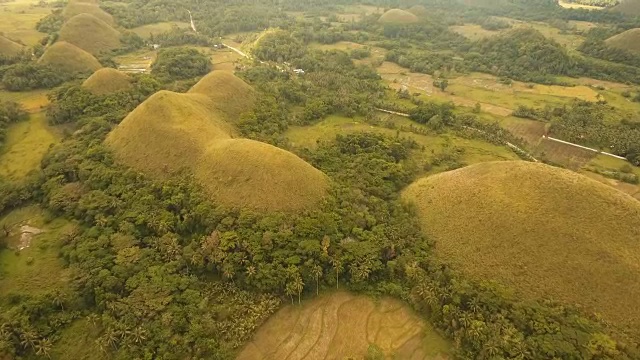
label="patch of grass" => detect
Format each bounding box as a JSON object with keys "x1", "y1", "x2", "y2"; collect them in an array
[
  {"x1": 0, "y1": 0, "x2": 49, "y2": 45},
  {"x1": 450, "y1": 24, "x2": 500, "y2": 41},
  {"x1": 38, "y1": 41, "x2": 102, "y2": 74},
  {"x1": 612, "y1": 0, "x2": 640, "y2": 16},
  {"x1": 107, "y1": 73, "x2": 328, "y2": 212},
  {"x1": 130, "y1": 21, "x2": 190, "y2": 38},
  {"x1": 62, "y1": 1, "x2": 114, "y2": 24},
  {"x1": 378, "y1": 9, "x2": 418, "y2": 24},
  {"x1": 58, "y1": 13, "x2": 121, "y2": 55},
  {"x1": 0, "y1": 112, "x2": 59, "y2": 180},
  {"x1": 50, "y1": 319, "x2": 106, "y2": 360},
  {"x1": 237, "y1": 292, "x2": 451, "y2": 359},
  {"x1": 558, "y1": 0, "x2": 604, "y2": 9},
  {"x1": 403, "y1": 160, "x2": 640, "y2": 335},
  {"x1": 82, "y1": 68, "x2": 132, "y2": 95},
  {"x1": 0, "y1": 89, "x2": 49, "y2": 112},
  {"x1": 0, "y1": 205, "x2": 72, "y2": 297}
]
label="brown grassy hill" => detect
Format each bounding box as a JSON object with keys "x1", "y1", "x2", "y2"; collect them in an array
[
  {"x1": 62, "y1": 2, "x2": 114, "y2": 25},
  {"x1": 106, "y1": 90, "x2": 328, "y2": 212},
  {"x1": 188, "y1": 71, "x2": 255, "y2": 122},
  {"x1": 605, "y1": 28, "x2": 640, "y2": 54},
  {"x1": 59, "y1": 14, "x2": 121, "y2": 55},
  {"x1": 0, "y1": 35, "x2": 24, "y2": 58},
  {"x1": 612, "y1": 0, "x2": 640, "y2": 15},
  {"x1": 82, "y1": 68, "x2": 132, "y2": 95},
  {"x1": 200, "y1": 139, "x2": 328, "y2": 211},
  {"x1": 408, "y1": 5, "x2": 428, "y2": 17},
  {"x1": 38, "y1": 41, "x2": 102, "y2": 74},
  {"x1": 378, "y1": 9, "x2": 419, "y2": 24},
  {"x1": 403, "y1": 161, "x2": 640, "y2": 334}
]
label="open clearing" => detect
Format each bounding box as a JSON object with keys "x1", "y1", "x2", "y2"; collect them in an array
[
  {"x1": 130, "y1": 21, "x2": 190, "y2": 38},
  {"x1": 558, "y1": 0, "x2": 605, "y2": 9},
  {"x1": 403, "y1": 161, "x2": 640, "y2": 336},
  {"x1": 236, "y1": 292, "x2": 451, "y2": 360},
  {"x1": 114, "y1": 49, "x2": 156, "y2": 73},
  {"x1": 286, "y1": 114, "x2": 519, "y2": 172},
  {"x1": 0, "y1": 89, "x2": 49, "y2": 112},
  {"x1": 0, "y1": 206, "x2": 72, "y2": 296},
  {"x1": 0, "y1": 0, "x2": 50, "y2": 45},
  {"x1": 0, "y1": 112, "x2": 59, "y2": 180}
]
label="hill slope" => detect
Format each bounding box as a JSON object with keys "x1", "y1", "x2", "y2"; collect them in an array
[
  {"x1": 38, "y1": 41, "x2": 102, "y2": 74},
  {"x1": 403, "y1": 161, "x2": 640, "y2": 333},
  {"x1": 59, "y1": 14, "x2": 121, "y2": 55},
  {"x1": 188, "y1": 70, "x2": 255, "y2": 122},
  {"x1": 612, "y1": 0, "x2": 640, "y2": 15},
  {"x1": 378, "y1": 9, "x2": 419, "y2": 24},
  {"x1": 82, "y1": 68, "x2": 132, "y2": 95},
  {"x1": 408, "y1": 5, "x2": 428, "y2": 17},
  {"x1": 605, "y1": 28, "x2": 640, "y2": 54},
  {"x1": 0, "y1": 36, "x2": 24, "y2": 58},
  {"x1": 62, "y1": 2, "x2": 114, "y2": 24},
  {"x1": 106, "y1": 87, "x2": 328, "y2": 212}
]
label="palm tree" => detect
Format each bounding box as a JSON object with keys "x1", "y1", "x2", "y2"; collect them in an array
[
  {"x1": 246, "y1": 265, "x2": 256, "y2": 278},
  {"x1": 285, "y1": 282, "x2": 296, "y2": 305},
  {"x1": 129, "y1": 327, "x2": 147, "y2": 344},
  {"x1": 86, "y1": 313, "x2": 99, "y2": 328},
  {"x1": 20, "y1": 329, "x2": 37, "y2": 350},
  {"x1": 330, "y1": 257, "x2": 343, "y2": 290},
  {"x1": 311, "y1": 264, "x2": 322, "y2": 296},
  {"x1": 51, "y1": 290, "x2": 65, "y2": 311},
  {"x1": 103, "y1": 327, "x2": 119, "y2": 349},
  {"x1": 34, "y1": 338, "x2": 52, "y2": 359},
  {"x1": 293, "y1": 275, "x2": 304, "y2": 305}
]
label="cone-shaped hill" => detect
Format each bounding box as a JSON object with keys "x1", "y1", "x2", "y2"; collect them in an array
[
  {"x1": 106, "y1": 73, "x2": 329, "y2": 212},
  {"x1": 38, "y1": 41, "x2": 102, "y2": 74},
  {"x1": 59, "y1": 13, "x2": 121, "y2": 55},
  {"x1": 187, "y1": 70, "x2": 256, "y2": 123},
  {"x1": 0, "y1": 35, "x2": 24, "y2": 58},
  {"x1": 62, "y1": 1, "x2": 114, "y2": 24},
  {"x1": 402, "y1": 160, "x2": 640, "y2": 334},
  {"x1": 378, "y1": 9, "x2": 419, "y2": 24},
  {"x1": 605, "y1": 28, "x2": 640, "y2": 54},
  {"x1": 82, "y1": 68, "x2": 132, "y2": 95},
  {"x1": 408, "y1": 5, "x2": 428, "y2": 17}
]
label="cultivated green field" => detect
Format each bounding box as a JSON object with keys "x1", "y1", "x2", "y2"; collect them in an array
[
  {"x1": 237, "y1": 292, "x2": 452, "y2": 360},
  {"x1": 0, "y1": 112, "x2": 59, "y2": 180},
  {"x1": 130, "y1": 21, "x2": 190, "y2": 38}
]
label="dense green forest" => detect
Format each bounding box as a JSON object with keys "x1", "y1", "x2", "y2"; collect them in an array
[{"x1": 2, "y1": 0, "x2": 640, "y2": 358}]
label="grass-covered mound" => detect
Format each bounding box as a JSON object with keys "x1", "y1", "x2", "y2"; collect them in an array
[
  {"x1": 37, "y1": 41, "x2": 102, "y2": 75},
  {"x1": 408, "y1": 5, "x2": 428, "y2": 17},
  {"x1": 106, "y1": 90, "x2": 328, "y2": 212},
  {"x1": 200, "y1": 139, "x2": 328, "y2": 212},
  {"x1": 605, "y1": 28, "x2": 640, "y2": 54},
  {"x1": 403, "y1": 161, "x2": 640, "y2": 333},
  {"x1": 82, "y1": 68, "x2": 132, "y2": 95},
  {"x1": 378, "y1": 9, "x2": 419, "y2": 24},
  {"x1": 612, "y1": 0, "x2": 640, "y2": 15},
  {"x1": 58, "y1": 14, "x2": 121, "y2": 55},
  {"x1": 0, "y1": 35, "x2": 24, "y2": 58},
  {"x1": 62, "y1": 1, "x2": 114, "y2": 24},
  {"x1": 188, "y1": 70, "x2": 255, "y2": 122}
]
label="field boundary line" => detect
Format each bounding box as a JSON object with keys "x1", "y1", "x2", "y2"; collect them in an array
[{"x1": 542, "y1": 135, "x2": 628, "y2": 161}]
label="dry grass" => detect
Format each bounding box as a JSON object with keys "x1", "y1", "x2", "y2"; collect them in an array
[
  {"x1": 187, "y1": 70, "x2": 255, "y2": 122},
  {"x1": 38, "y1": 41, "x2": 102, "y2": 74},
  {"x1": 236, "y1": 292, "x2": 451, "y2": 360},
  {"x1": 107, "y1": 74, "x2": 328, "y2": 212},
  {"x1": 558, "y1": 0, "x2": 604, "y2": 9},
  {"x1": 58, "y1": 13, "x2": 121, "y2": 55},
  {"x1": 403, "y1": 161, "x2": 640, "y2": 335},
  {"x1": 0, "y1": 0, "x2": 50, "y2": 46},
  {"x1": 606, "y1": 28, "x2": 640, "y2": 54},
  {"x1": 378, "y1": 9, "x2": 419, "y2": 24},
  {"x1": 0, "y1": 35, "x2": 24, "y2": 57},
  {"x1": 0, "y1": 89, "x2": 49, "y2": 113},
  {"x1": 82, "y1": 68, "x2": 132, "y2": 95},
  {"x1": 613, "y1": 0, "x2": 640, "y2": 15},
  {"x1": 408, "y1": 5, "x2": 428, "y2": 17},
  {"x1": 450, "y1": 25, "x2": 500, "y2": 41},
  {"x1": 62, "y1": 1, "x2": 114, "y2": 24}
]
